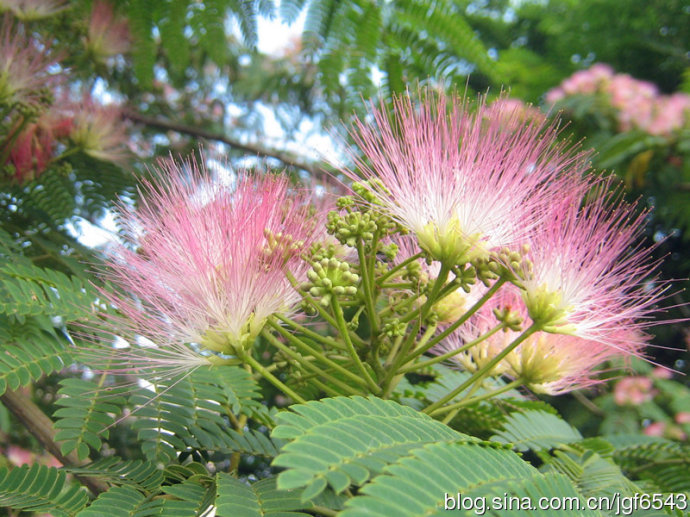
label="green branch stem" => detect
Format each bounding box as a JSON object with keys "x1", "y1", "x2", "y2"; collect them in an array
[
  {"x1": 273, "y1": 314, "x2": 346, "y2": 351},
  {"x1": 399, "y1": 322, "x2": 506, "y2": 374},
  {"x1": 431, "y1": 379, "x2": 524, "y2": 418},
  {"x1": 420, "y1": 276, "x2": 507, "y2": 354},
  {"x1": 331, "y1": 298, "x2": 380, "y2": 393},
  {"x1": 357, "y1": 240, "x2": 379, "y2": 336},
  {"x1": 378, "y1": 251, "x2": 425, "y2": 283},
  {"x1": 262, "y1": 327, "x2": 364, "y2": 395},
  {"x1": 423, "y1": 322, "x2": 540, "y2": 414},
  {"x1": 239, "y1": 349, "x2": 307, "y2": 404}
]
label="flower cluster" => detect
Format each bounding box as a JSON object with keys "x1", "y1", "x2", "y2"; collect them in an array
[
  {"x1": 546, "y1": 64, "x2": 690, "y2": 136},
  {"x1": 96, "y1": 88, "x2": 670, "y2": 402},
  {"x1": 1, "y1": 11, "x2": 128, "y2": 183},
  {"x1": 346, "y1": 88, "x2": 664, "y2": 394}
]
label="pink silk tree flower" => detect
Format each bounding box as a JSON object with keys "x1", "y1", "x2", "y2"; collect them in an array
[
  {"x1": 67, "y1": 93, "x2": 128, "y2": 163},
  {"x1": 85, "y1": 0, "x2": 131, "y2": 61},
  {"x1": 0, "y1": 15, "x2": 62, "y2": 107},
  {"x1": 7, "y1": 110, "x2": 72, "y2": 183},
  {"x1": 434, "y1": 285, "x2": 634, "y2": 394},
  {"x1": 98, "y1": 156, "x2": 325, "y2": 373},
  {"x1": 345, "y1": 89, "x2": 588, "y2": 267},
  {"x1": 519, "y1": 181, "x2": 666, "y2": 353},
  {"x1": 1, "y1": 0, "x2": 69, "y2": 20}
]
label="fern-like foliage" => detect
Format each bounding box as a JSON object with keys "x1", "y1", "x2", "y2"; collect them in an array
[
  {"x1": 283, "y1": 0, "x2": 498, "y2": 107},
  {"x1": 68, "y1": 457, "x2": 164, "y2": 493},
  {"x1": 126, "y1": 0, "x2": 267, "y2": 87},
  {"x1": 216, "y1": 475, "x2": 313, "y2": 517},
  {"x1": 129, "y1": 366, "x2": 263, "y2": 462},
  {"x1": 53, "y1": 378, "x2": 127, "y2": 461},
  {"x1": 542, "y1": 446, "x2": 640, "y2": 500},
  {"x1": 607, "y1": 435, "x2": 690, "y2": 493},
  {"x1": 340, "y1": 441, "x2": 601, "y2": 516},
  {"x1": 0, "y1": 464, "x2": 89, "y2": 517},
  {"x1": 491, "y1": 410, "x2": 583, "y2": 451},
  {"x1": 0, "y1": 331, "x2": 71, "y2": 396},
  {"x1": 76, "y1": 480, "x2": 213, "y2": 517},
  {"x1": 272, "y1": 396, "x2": 471, "y2": 500},
  {"x1": 0, "y1": 259, "x2": 97, "y2": 321}
]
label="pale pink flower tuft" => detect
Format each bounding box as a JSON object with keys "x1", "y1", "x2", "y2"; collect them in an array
[
  {"x1": 613, "y1": 376, "x2": 656, "y2": 406},
  {"x1": 67, "y1": 93, "x2": 128, "y2": 163},
  {"x1": 643, "y1": 421, "x2": 667, "y2": 437},
  {"x1": 1, "y1": 0, "x2": 68, "y2": 20},
  {"x1": 97, "y1": 156, "x2": 324, "y2": 375},
  {"x1": 0, "y1": 15, "x2": 63, "y2": 106},
  {"x1": 519, "y1": 180, "x2": 667, "y2": 353},
  {"x1": 435, "y1": 285, "x2": 625, "y2": 394},
  {"x1": 346, "y1": 89, "x2": 588, "y2": 265},
  {"x1": 86, "y1": 0, "x2": 131, "y2": 60}
]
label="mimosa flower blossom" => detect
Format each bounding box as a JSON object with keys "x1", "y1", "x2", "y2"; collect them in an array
[
  {"x1": 0, "y1": 15, "x2": 62, "y2": 107},
  {"x1": 67, "y1": 93, "x2": 128, "y2": 163},
  {"x1": 98, "y1": 156, "x2": 325, "y2": 373},
  {"x1": 435, "y1": 285, "x2": 635, "y2": 394},
  {"x1": 86, "y1": 0, "x2": 130, "y2": 60},
  {"x1": 519, "y1": 182, "x2": 666, "y2": 352},
  {"x1": 346, "y1": 89, "x2": 588, "y2": 266},
  {"x1": 1, "y1": 0, "x2": 68, "y2": 20},
  {"x1": 8, "y1": 109, "x2": 72, "y2": 182}
]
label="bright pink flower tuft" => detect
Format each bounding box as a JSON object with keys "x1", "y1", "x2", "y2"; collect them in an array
[
  {"x1": 519, "y1": 180, "x2": 666, "y2": 353},
  {"x1": 97, "y1": 156, "x2": 324, "y2": 375},
  {"x1": 7, "y1": 111, "x2": 72, "y2": 183},
  {"x1": 346, "y1": 89, "x2": 588, "y2": 265}
]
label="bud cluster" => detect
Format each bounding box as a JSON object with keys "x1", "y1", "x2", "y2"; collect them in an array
[{"x1": 305, "y1": 257, "x2": 360, "y2": 307}]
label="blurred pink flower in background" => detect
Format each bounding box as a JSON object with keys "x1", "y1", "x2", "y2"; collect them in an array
[
  {"x1": 614, "y1": 376, "x2": 656, "y2": 406},
  {"x1": 67, "y1": 93, "x2": 128, "y2": 163},
  {"x1": 0, "y1": 0, "x2": 68, "y2": 20},
  {"x1": 0, "y1": 15, "x2": 63, "y2": 107},
  {"x1": 546, "y1": 64, "x2": 690, "y2": 136},
  {"x1": 8, "y1": 110, "x2": 72, "y2": 183},
  {"x1": 651, "y1": 366, "x2": 674, "y2": 379},
  {"x1": 85, "y1": 0, "x2": 130, "y2": 61}
]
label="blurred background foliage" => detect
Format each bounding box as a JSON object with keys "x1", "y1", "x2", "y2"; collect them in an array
[{"x1": 1, "y1": 0, "x2": 690, "y2": 504}]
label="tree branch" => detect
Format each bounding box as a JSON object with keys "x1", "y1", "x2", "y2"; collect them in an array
[
  {"x1": 1, "y1": 389, "x2": 109, "y2": 496},
  {"x1": 123, "y1": 109, "x2": 338, "y2": 183}
]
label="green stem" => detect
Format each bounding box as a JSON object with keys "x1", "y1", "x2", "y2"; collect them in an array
[
  {"x1": 423, "y1": 323, "x2": 540, "y2": 414},
  {"x1": 382, "y1": 264, "x2": 451, "y2": 388},
  {"x1": 421, "y1": 277, "x2": 508, "y2": 353},
  {"x1": 239, "y1": 349, "x2": 307, "y2": 404},
  {"x1": 399, "y1": 322, "x2": 505, "y2": 374},
  {"x1": 431, "y1": 379, "x2": 524, "y2": 418},
  {"x1": 331, "y1": 298, "x2": 380, "y2": 393},
  {"x1": 357, "y1": 240, "x2": 379, "y2": 336},
  {"x1": 262, "y1": 327, "x2": 365, "y2": 394},
  {"x1": 273, "y1": 314, "x2": 346, "y2": 350},
  {"x1": 378, "y1": 251, "x2": 424, "y2": 283}
]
